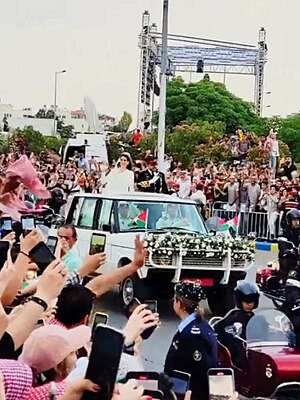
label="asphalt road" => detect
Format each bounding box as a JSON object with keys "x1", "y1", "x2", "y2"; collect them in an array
[{"x1": 94, "y1": 249, "x2": 276, "y2": 371}]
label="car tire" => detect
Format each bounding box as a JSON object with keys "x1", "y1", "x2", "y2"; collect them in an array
[
  {"x1": 207, "y1": 285, "x2": 235, "y2": 317},
  {"x1": 119, "y1": 273, "x2": 150, "y2": 307}
]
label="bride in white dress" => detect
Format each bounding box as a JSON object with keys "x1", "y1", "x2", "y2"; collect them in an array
[{"x1": 102, "y1": 152, "x2": 135, "y2": 194}]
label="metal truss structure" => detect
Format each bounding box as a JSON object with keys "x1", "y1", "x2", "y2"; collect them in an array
[{"x1": 137, "y1": 11, "x2": 268, "y2": 128}]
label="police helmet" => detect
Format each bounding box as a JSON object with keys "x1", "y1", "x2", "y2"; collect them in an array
[
  {"x1": 286, "y1": 209, "x2": 300, "y2": 227},
  {"x1": 234, "y1": 280, "x2": 260, "y2": 310},
  {"x1": 174, "y1": 280, "x2": 204, "y2": 302},
  {"x1": 51, "y1": 188, "x2": 64, "y2": 199}
]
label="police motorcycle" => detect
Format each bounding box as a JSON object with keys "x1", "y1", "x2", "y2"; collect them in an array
[
  {"x1": 212, "y1": 309, "x2": 300, "y2": 398},
  {"x1": 256, "y1": 238, "x2": 300, "y2": 309},
  {"x1": 257, "y1": 209, "x2": 300, "y2": 308}
]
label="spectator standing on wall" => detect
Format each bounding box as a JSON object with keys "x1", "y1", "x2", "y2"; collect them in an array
[
  {"x1": 267, "y1": 185, "x2": 279, "y2": 240},
  {"x1": 266, "y1": 130, "x2": 280, "y2": 178},
  {"x1": 247, "y1": 176, "x2": 261, "y2": 212},
  {"x1": 224, "y1": 175, "x2": 239, "y2": 211}
]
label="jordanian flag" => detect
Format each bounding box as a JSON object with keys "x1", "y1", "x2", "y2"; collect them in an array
[
  {"x1": 219, "y1": 215, "x2": 239, "y2": 232},
  {"x1": 132, "y1": 209, "x2": 149, "y2": 228}
]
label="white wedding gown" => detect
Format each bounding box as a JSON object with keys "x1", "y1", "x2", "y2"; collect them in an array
[{"x1": 102, "y1": 168, "x2": 135, "y2": 194}]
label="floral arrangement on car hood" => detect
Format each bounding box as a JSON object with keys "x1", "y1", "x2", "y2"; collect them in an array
[{"x1": 144, "y1": 232, "x2": 255, "y2": 261}]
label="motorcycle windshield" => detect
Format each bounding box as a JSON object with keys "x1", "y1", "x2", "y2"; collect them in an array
[{"x1": 246, "y1": 309, "x2": 295, "y2": 347}]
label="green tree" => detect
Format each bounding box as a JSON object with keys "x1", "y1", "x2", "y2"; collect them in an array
[
  {"x1": 164, "y1": 77, "x2": 264, "y2": 133},
  {"x1": 107, "y1": 112, "x2": 133, "y2": 133},
  {"x1": 118, "y1": 111, "x2": 133, "y2": 133},
  {"x1": 44, "y1": 136, "x2": 65, "y2": 152},
  {"x1": 11, "y1": 126, "x2": 45, "y2": 154},
  {"x1": 57, "y1": 120, "x2": 74, "y2": 139},
  {"x1": 0, "y1": 133, "x2": 9, "y2": 154},
  {"x1": 166, "y1": 122, "x2": 225, "y2": 168},
  {"x1": 279, "y1": 113, "x2": 300, "y2": 161}
]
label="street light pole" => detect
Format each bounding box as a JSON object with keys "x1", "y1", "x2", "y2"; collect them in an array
[
  {"x1": 157, "y1": 0, "x2": 169, "y2": 170},
  {"x1": 53, "y1": 70, "x2": 66, "y2": 135}
]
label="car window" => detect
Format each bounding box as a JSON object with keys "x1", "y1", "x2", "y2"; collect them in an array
[
  {"x1": 98, "y1": 200, "x2": 113, "y2": 229},
  {"x1": 116, "y1": 200, "x2": 206, "y2": 234},
  {"x1": 66, "y1": 197, "x2": 83, "y2": 225},
  {"x1": 77, "y1": 198, "x2": 98, "y2": 228}
]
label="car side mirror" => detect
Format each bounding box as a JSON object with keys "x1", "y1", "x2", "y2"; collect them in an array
[{"x1": 102, "y1": 224, "x2": 112, "y2": 233}]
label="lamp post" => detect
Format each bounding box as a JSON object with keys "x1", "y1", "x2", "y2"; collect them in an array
[
  {"x1": 53, "y1": 69, "x2": 66, "y2": 135},
  {"x1": 157, "y1": 0, "x2": 169, "y2": 170}
]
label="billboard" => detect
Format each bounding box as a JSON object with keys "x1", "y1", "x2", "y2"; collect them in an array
[{"x1": 158, "y1": 46, "x2": 258, "y2": 67}]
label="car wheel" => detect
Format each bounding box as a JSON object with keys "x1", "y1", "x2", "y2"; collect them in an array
[
  {"x1": 207, "y1": 285, "x2": 235, "y2": 317},
  {"x1": 120, "y1": 273, "x2": 149, "y2": 307}
]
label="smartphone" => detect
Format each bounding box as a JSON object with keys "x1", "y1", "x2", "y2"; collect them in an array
[
  {"x1": 126, "y1": 372, "x2": 160, "y2": 391},
  {"x1": 144, "y1": 300, "x2": 158, "y2": 314},
  {"x1": 29, "y1": 242, "x2": 56, "y2": 273},
  {"x1": 125, "y1": 298, "x2": 157, "y2": 340},
  {"x1": 124, "y1": 297, "x2": 141, "y2": 319},
  {"x1": 46, "y1": 236, "x2": 58, "y2": 254},
  {"x1": 143, "y1": 390, "x2": 164, "y2": 400},
  {"x1": 208, "y1": 368, "x2": 235, "y2": 400},
  {"x1": 0, "y1": 217, "x2": 13, "y2": 238},
  {"x1": 82, "y1": 324, "x2": 124, "y2": 400},
  {"x1": 169, "y1": 370, "x2": 191, "y2": 400},
  {"x1": 21, "y1": 215, "x2": 36, "y2": 236},
  {"x1": 91, "y1": 312, "x2": 109, "y2": 336},
  {"x1": 0, "y1": 241, "x2": 10, "y2": 270},
  {"x1": 89, "y1": 233, "x2": 106, "y2": 255}
]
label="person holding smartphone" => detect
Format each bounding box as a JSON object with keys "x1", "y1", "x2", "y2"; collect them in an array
[
  {"x1": 58, "y1": 225, "x2": 82, "y2": 273},
  {"x1": 164, "y1": 281, "x2": 218, "y2": 400}
]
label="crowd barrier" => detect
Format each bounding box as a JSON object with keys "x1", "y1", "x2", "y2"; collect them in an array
[{"x1": 210, "y1": 201, "x2": 280, "y2": 240}]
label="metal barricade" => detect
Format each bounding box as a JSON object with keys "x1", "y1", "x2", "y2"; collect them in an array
[{"x1": 211, "y1": 202, "x2": 280, "y2": 240}]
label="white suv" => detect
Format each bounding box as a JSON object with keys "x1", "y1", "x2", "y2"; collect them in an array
[{"x1": 59, "y1": 192, "x2": 253, "y2": 315}]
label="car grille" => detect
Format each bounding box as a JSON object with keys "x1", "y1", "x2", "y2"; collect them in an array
[
  {"x1": 146, "y1": 254, "x2": 173, "y2": 267},
  {"x1": 182, "y1": 255, "x2": 223, "y2": 268}
]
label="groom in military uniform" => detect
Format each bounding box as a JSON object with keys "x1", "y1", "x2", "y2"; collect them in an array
[{"x1": 137, "y1": 156, "x2": 168, "y2": 194}]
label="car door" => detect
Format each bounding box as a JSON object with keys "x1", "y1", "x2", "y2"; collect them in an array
[
  {"x1": 69, "y1": 196, "x2": 102, "y2": 259},
  {"x1": 95, "y1": 199, "x2": 113, "y2": 273}
]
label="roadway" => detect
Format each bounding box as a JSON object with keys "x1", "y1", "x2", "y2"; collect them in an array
[{"x1": 94, "y1": 249, "x2": 276, "y2": 370}]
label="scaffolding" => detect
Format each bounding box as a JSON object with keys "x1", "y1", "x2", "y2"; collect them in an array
[{"x1": 137, "y1": 11, "x2": 268, "y2": 128}]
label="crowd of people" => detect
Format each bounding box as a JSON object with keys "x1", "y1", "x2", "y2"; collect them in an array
[
  {"x1": 0, "y1": 128, "x2": 298, "y2": 399},
  {"x1": 14, "y1": 135, "x2": 297, "y2": 240},
  {"x1": 0, "y1": 221, "x2": 231, "y2": 400}
]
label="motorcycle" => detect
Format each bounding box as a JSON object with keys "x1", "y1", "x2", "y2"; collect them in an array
[
  {"x1": 256, "y1": 238, "x2": 300, "y2": 309},
  {"x1": 211, "y1": 309, "x2": 300, "y2": 398}
]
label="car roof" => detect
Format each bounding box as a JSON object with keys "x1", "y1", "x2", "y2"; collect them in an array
[{"x1": 73, "y1": 192, "x2": 197, "y2": 204}]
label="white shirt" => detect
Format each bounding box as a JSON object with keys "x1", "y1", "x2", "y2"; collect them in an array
[
  {"x1": 269, "y1": 139, "x2": 279, "y2": 156},
  {"x1": 178, "y1": 178, "x2": 191, "y2": 199},
  {"x1": 190, "y1": 190, "x2": 206, "y2": 205},
  {"x1": 102, "y1": 168, "x2": 135, "y2": 194}
]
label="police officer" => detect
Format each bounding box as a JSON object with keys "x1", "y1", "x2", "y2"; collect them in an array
[
  {"x1": 164, "y1": 281, "x2": 218, "y2": 400},
  {"x1": 278, "y1": 209, "x2": 300, "y2": 276},
  {"x1": 214, "y1": 280, "x2": 260, "y2": 369},
  {"x1": 281, "y1": 209, "x2": 300, "y2": 248}
]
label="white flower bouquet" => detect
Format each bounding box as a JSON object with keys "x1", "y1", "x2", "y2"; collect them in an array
[{"x1": 144, "y1": 232, "x2": 255, "y2": 261}]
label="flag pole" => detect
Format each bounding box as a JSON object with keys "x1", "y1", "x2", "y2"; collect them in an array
[{"x1": 145, "y1": 208, "x2": 149, "y2": 232}]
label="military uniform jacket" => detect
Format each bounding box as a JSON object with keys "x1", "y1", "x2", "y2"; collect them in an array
[
  {"x1": 137, "y1": 169, "x2": 168, "y2": 194},
  {"x1": 164, "y1": 315, "x2": 218, "y2": 400}
]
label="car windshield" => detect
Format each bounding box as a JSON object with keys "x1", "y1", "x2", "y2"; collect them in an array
[
  {"x1": 116, "y1": 200, "x2": 207, "y2": 234},
  {"x1": 246, "y1": 309, "x2": 295, "y2": 347}
]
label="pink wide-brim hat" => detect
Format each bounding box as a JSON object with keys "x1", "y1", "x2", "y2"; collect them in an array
[{"x1": 6, "y1": 155, "x2": 50, "y2": 199}]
